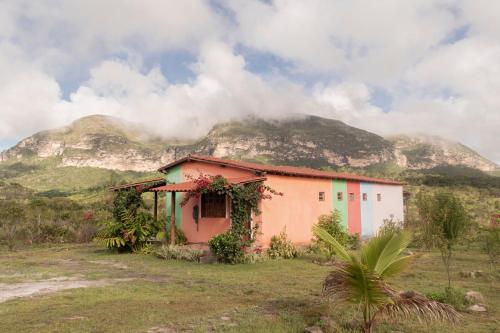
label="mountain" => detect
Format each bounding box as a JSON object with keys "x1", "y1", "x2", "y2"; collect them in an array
[
  {"x1": 388, "y1": 134, "x2": 497, "y2": 172},
  {"x1": 1, "y1": 114, "x2": 497, "y2": 173}
]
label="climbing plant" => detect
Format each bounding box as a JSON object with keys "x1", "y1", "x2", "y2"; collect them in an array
[{"x1": 181, "y1": 174, "x2": 282, "y2": 262}]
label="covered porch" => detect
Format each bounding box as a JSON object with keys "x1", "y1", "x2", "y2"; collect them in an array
[{"x1": 151, "y1": 176, "x2": 266, "y2": 245}]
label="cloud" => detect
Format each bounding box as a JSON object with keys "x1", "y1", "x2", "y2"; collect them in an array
[{"x1": 0, "y1": 0, "x2": 499, "y2": 163}]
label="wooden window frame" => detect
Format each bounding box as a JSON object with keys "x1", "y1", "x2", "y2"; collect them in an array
[
  {"x1": 349, "y1": 193, "x2": 355, "y2": 201},
  {"x1": 201, "y1": 192, "x2": 227, "y2": 218},
  {"x1": 377, "y1": 193, "x2": 382, "y2": 202},
  {"x1": 319, "y1": 192, "x2": 325, "y2": 201},
  {"x1": 337, "y1": 192, "x2": 343, "y2": 201},
  {"x1": 362, "y1": 193, "x2": 368, "y2": 201}
]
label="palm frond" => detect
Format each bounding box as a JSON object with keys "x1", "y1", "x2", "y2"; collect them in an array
[
  {"x1": 361, "y1": 231, "x2": 412, "y2": 276},
  {"x1": 375, "y1": 232, "x2": 412, "y2": 275},
  {"x1": 375, "y1": 291, "x2": 461, "y2": 324},
  {"x1": 324, "y1": 261, "x2": 392, "y2": 306},
  {"x1": 312, "y1": 225, "x2": 351, "y2": 261},
  {"x1": 380, "y1": 255, "x2": 413, "y2": 278},
  {"x1": 361, "y1": 232, "x2": 395, "y2": 271}
]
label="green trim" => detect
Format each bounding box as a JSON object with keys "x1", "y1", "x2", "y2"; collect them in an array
[
  {"x1": 165, "y1": 165, "x2": 182, "y2": 227},
  {"x1": 332, "y1": 179, "x2": 348, "y2": 230}
]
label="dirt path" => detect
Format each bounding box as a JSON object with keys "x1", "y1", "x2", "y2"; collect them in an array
[{"x1": 0, "y1": 277, "x2": 133, "y2": 303}]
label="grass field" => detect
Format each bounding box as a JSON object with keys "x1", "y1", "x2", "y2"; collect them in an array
[{"x1": 0, "y1": 244, "x2": 498, "y2": 333}]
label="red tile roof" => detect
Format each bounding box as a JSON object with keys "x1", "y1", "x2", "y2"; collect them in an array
[
  {"x1": 110, "y1": 177, "x2": 166, "y2": 191},
  {"x1": 158, "y1": 155, "x2": 404, "y2": 185},
  {"x1": 151, "y1": 176, "x2": 267, "y2": 192}
]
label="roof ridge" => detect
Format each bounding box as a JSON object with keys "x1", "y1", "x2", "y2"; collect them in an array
[{"x1": 159, "y1": 154, "x2": 404, "y2": 185}]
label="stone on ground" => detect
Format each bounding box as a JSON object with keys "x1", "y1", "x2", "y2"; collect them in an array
[
  {"x1": 465, "y1": 291, "x2": 485, "y2": 304},
  {"x1": 468, "y1": 304, "x2": 487, "y2": 313}
]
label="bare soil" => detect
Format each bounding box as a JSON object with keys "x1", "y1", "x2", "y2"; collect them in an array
[{"x1": 0, "y1": 276, "x2": 133, "y2": 303}]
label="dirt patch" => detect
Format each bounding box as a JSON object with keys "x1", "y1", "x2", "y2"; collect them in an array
[
  {"x1": 0, "y1": 276, "x2": 133, "y2": 303},
  {"x1": 89, "y1": 260, "x2": 129, "y2": 269},
  {"x1": 145, "y1": 327, "x2": 177, "y2": 333}
]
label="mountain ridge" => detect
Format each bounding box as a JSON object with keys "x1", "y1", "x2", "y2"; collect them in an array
[{"x1": 1, "y1": 114, "x2": 497, "y2": 172}]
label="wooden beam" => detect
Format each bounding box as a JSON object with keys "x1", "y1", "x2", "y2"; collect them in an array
[
  {"x1": 170, "y1": 192, "x2": 176, "y2": 245},
  {"x1": 153, "y1": 191, "x2": 158, "y2": 222}
]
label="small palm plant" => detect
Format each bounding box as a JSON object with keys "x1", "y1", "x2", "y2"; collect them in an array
[{"x1": 313, "y1": 226, "x2": 460, "y2": 333}]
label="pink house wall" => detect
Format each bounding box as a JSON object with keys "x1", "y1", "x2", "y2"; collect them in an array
[
  {"x1": 166, "y1": 160, "x2": 403, "y2": 246},
  {"x1": 180, "y1": 161, "x2": 255, "y2": 243},
  {"x1": 260, "y1": 175, "x2": 332, "y2": 246}
]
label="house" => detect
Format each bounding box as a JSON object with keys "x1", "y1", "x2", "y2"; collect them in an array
[{"x1": 113, "y1": 154, "x2": 404, "y2": 247}]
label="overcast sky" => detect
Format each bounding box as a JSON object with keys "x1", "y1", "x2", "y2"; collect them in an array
[{"x1": 0, "y1": 0, "x2": 499, "y2": 163}]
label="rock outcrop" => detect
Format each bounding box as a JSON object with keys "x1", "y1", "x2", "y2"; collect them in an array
[{"x1": 1, "y1": 114, "x2": 496, "y2": 172}]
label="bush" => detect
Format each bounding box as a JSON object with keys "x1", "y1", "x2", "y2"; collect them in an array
[
  {"x1": 347, "y1": 233, "x2": 361, "y2": 250},
  {"x1": 482, "y1": 226, "x2": 500, "y2": 270},
  {"x1": 94, "y1": 209, "x2": 153, "y2": 252},
  {"x1": 312, "y1": 210, "x2": 349, "y2": 258},
  {"x1": 378, "y1": 216, "x2": 404, "y2": 236},
  {"x1": 267, "y1": 229, "x2": 297, "y2": 259},
  {"x1": 426, "y1": 287, "x2": 470, "y2": 311},
  {"x1": 208, "y1": 232, "x2": 244, "y2": 264},
  {"x1": 0, "y1": 200, "x2": 27, "y2": 251},
  {"x1": 75, "y1": 222, "x2": 99, "y2": 243},
  {"x1": 154, "y1": 245, "x2": 203, "y2": 262}
]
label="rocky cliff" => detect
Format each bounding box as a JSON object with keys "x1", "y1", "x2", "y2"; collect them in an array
[{"x1": 1, "y1": 114, "x2": 496, "y2": 172}]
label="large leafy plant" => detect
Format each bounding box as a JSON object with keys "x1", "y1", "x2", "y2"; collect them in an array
[
  {"x1": 313, "y1": 226, "x2": 460, "y2": 333},
  {"x1": 95, "y1": 209, "x2": 153, "y2": 252}
]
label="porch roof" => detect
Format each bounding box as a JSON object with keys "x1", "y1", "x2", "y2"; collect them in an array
[
  {"x1": 109, "y1": 177, "x2": 166, "y2": 192},
  {"x1": 150, "y1": 176, "x2": 267, "y2": 192}
]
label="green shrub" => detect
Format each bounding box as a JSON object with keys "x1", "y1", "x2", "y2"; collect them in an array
[
  {"x1": 138, "y1": 242, "x2": 157, "y2": 255},
  {"x1": 426, "y1": 287, "x2": 470, "y2": 311},
  {"x1": 208, "y1": 232, "x2": 244, "y2": 264},
  {"x1": 0, "y1": 200, "x2": 27, "y2": 251},
  {"x1": 267, "y1": 229, "x2": 297, "y2": 259},
  {"x1": 94, "y1": 209, "x2": 153, "y2": 252},
  {"x1": 482, "y1": 226, "x2": 500, "y2": 270},
  {"x1": 242, "y1": 252, "x2": 268, "y2": 264},
  {"x1": 378, "y1": 216, "x2": 404, "y2": 236},
  {"x1": 312, "y1": 210, "x2": 349, "y2": 257},
  {"x1": 155, "y1": 245, "x2": 203, "y2": 262},
  {"x1": 347, "y1": 233, "x2": 361, "y2": 250}
]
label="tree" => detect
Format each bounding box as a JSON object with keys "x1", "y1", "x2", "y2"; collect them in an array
[
  {"x1": 313, "y1": 226, "x2": 460, "y2": 333},
  {"x1": 482, "y1": 226, "x2": 499, "y2": 272},
  {"x1": 312, "y1": 210, "x2": 349, "y2": 258},
  {"x1": 0, "y1": 200, "x2": 27, "y2": 251},
  {"x1": 416, "y1": 191, "x2": 469, "y2": 288}
]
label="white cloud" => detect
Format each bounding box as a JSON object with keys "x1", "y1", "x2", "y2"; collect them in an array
[
  {"x1": 0, "y1": 0, "x2": 499, "y2": 163},
  {"x1": 227, "y1": 0, "x2": 460, "y2": 85}
]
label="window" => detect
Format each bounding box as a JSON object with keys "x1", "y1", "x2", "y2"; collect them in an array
[
  {"x1": 201, "y1": 193, "x2": 226, "y2": 218},
  {"x1": 319, "y1": 192, "x2": 325, "y2": 201},
  {"x1": 349, "y1": 193, "x2": 355, "y2": 201},
  {"x1": 362, "y1": 193, "x2": 368, "y2": 201},
  {"x1": 377, "y1": 193, "x2": 382, "y2": 202},
  {"x1": 337, "y1": 192, "x2": 343, "y2": 201}
]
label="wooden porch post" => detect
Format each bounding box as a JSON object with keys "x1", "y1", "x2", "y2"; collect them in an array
[
  {"x1": 153, "y1": 191, "x2": 158, "y2": 222},
  {"x1": 170, "y1": 192, "x2": 176, "y2": 245}
]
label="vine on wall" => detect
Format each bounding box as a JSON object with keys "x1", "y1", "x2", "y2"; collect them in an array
[{"x1": 181, "y1": 174, "x2": 282, "y2": 240}]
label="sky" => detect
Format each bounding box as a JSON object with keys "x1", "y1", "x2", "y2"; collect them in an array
[{"x1": 0, "y1": 0, "x2": 499, "y2": 163}]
